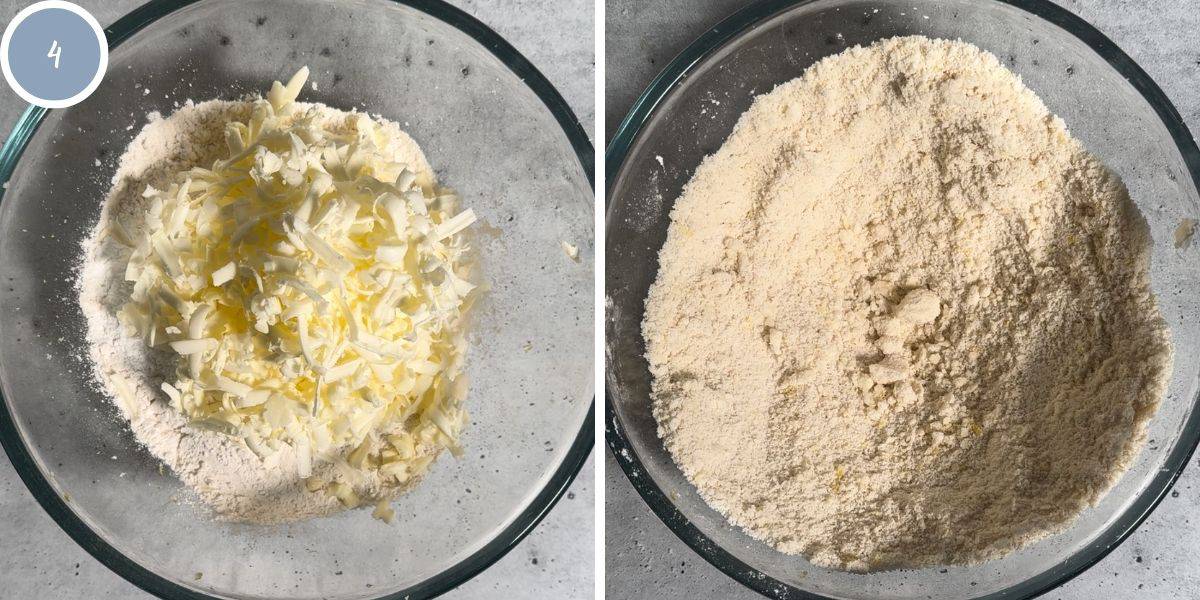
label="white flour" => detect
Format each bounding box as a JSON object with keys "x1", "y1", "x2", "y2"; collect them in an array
[
  {"x1": 77, "y1": 99, "x2": 435, "y2": 523},
  {"x1": 644, "y1": 37, "x2": 1173, "y2": 571}
]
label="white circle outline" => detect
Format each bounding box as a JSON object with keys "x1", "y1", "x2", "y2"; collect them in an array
[{"x1": 0, "y1": 0, "x2": 108, "y2": 109}]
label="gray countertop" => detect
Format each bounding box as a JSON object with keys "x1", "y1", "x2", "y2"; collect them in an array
[
  {"x1": 605, "y1": 1, "x2": 1200, "y2": 599},
  {"x1": 0, "y1": 0, "x2": 594, "y2": 599}
]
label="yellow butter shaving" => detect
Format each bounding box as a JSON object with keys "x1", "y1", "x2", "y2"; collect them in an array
[{"x1": 117, "y1": 66, "x2": 480, "y2": 488}]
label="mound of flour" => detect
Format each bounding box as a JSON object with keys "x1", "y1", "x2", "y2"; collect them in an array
[
  {"x1": 77, "y1": 99, "x2": 434, "y2": 523},
  {"x1": 644, "y1": 37, "x2": 1172, "y2": 571}
]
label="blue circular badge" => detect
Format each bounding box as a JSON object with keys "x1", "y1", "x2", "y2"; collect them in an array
[{"x1": 2, "y1": 1, "x2": 107, "y2": 108}]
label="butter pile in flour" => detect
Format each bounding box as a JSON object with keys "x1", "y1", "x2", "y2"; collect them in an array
[
  {"x1": 78, "y1": 67, "x2": 481, "y2": 522},
  {"x1": 644, "y1": 37, "x2": 1173, "y2": 571}
]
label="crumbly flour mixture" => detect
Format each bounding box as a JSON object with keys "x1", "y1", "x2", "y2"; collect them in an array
[
  {"x1": 644, "y1": 37, "x2": 1173, "y2": 571},
  {"x1": 78, "y1": 99, "x2": 435, "y2": 523}
]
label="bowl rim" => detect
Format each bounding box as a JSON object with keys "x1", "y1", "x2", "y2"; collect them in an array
[
  {"x1": 0, "y1": 1, "x2": 595, "y2": 599},
  {"x1": 603, "y1": 0, "x2": 1200, "y2": 598}
]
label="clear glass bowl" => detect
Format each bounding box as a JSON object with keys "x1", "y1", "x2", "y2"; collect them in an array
[
  {"x1": 605, "y1": 0, "x2": 1200, "y2": 598},
  {"x1": 0, "y1": 1, "x2": 593, "y2": 599}
]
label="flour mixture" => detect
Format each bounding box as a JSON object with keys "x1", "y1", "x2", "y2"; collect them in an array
[
  {"x1": 78, "y1": 68, "x2": 480, "y2": 523},
  {"x1": 644, "y1": 37, "x2": 1172, "y2": 571}
]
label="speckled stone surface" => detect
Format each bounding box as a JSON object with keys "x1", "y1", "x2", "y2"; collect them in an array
[
  {"x1": 606, "y1": 1, "x2": 1200, "y2": 599},
  {"x1": 0, "y1": 1, "x2": 594, "y2": 599}
]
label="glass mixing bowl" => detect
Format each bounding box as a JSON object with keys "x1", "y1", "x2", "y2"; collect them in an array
[
  {"x1": 0, "y1": 1, "x2": 593, "y2": 599},
  {"x1": 605, "y1": 0, "x2": 1200, "y2": 598}
]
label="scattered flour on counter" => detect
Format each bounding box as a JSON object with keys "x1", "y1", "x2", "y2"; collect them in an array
[
  {"x1": 1175, "y1": 218, "x2": 1197, "y2": 249},
  {"x1": 644, "y1": 37, "x2": 1173, "y2": 571}
]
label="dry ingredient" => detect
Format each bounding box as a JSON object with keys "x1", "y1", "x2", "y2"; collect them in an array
[
  {"x1": 644, "y1": 37, "x2": 1172, "y2": 571},
  {"x1": 78, "y1": 67, "x2": 481, "y2": 522}
]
